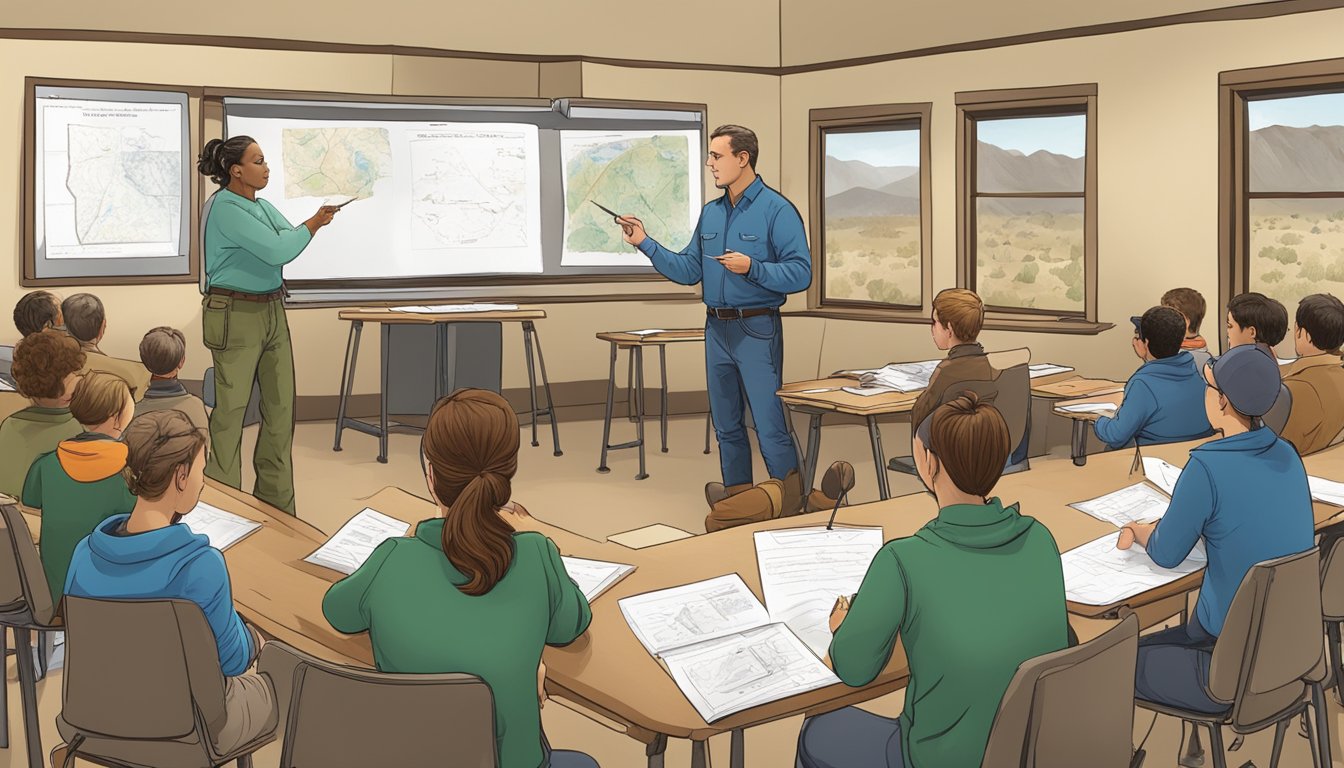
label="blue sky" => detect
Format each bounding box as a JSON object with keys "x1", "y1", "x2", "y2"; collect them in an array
[
  {"x1": 825, "y1": 129, "x2": 920, "y2": 168},
  {"x1": 1249, "y1": 91, "x2": 1344, "y2": 131},
  {"x1": 977, "y1": 114, "x2": 1086, "y2": 159}
]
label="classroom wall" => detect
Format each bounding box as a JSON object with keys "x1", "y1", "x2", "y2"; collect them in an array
[{"x1": 778, "y1": 7, "x2": 1344, "y2": 382}]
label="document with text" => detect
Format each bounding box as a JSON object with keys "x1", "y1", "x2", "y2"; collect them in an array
[
  {"x1": 304, "y1": 507, "x2": 410, "y2": 575},
  {"x1": 185, "y1": 502, "x2": 262, "y2": 551},
  {"x1": 1142, "y1": 457, "x2": 1184, "y2": 496},
  {"x1": 1062, "y1": 531, "x2": 1207, "y2": 605},
  {"x1": 561, "y1": 556, "x2": 635, "y2": 602},
  {"x1": 1070, "y1": 482, "x2": 1171, "y2": 528}
]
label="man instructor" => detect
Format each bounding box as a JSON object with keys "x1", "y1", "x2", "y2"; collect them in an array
[{"x1": 619, "y1": 124, "x2": 810, "y2": 521}]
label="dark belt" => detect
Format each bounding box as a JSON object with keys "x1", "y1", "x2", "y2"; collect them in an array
[
  {"x1": 707, "y1": 307, "x2": 777, "y2": 320},
  {"x1": 207, "y1": 287, "x2": 284, "y2": 302}
]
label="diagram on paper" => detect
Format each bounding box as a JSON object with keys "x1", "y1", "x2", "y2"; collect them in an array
[
  {"x1": 282, "y1": 127, "x2": 391, "y2": 199},
  {"x1": 65, "y1": 125, "x2": 180, "y2": 245},
  {"x1": 410, "y1": 132, "x2": 529, "y2": 249}
]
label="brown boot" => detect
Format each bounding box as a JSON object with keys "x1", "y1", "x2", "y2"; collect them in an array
[
  {"x1": 705, "y1": 481, "x2": 752, "y2": 510},
  {"x1": 705, "y1": 480, "x2": 783, "y2": 532},
  {"x1": 805, "y1": 489, "x2": 840, "y2": 514},
  {"x1": 779, "y1": 470, "x2": 804, "y2": 517}
]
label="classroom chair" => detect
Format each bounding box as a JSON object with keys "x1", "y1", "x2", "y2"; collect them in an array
[
  {"x1": 981, "y1": 614, "x2": 1140, "y2": 768},
  {"x1": 54, "y1": 597, "x2": 278, "y2": 768},
  {"x1": 202, "y1": 366, "x2": 263, "y2": 426},
  {"x1": 1136, "y1": 548, "x2": 1332, "y2": 768},
  {"x1": 1320, "y1": 536, "x2": 1344, "y2": 706},
  {"x1": 0, "y1": 501, "x2": 62, "y2": 768},
  {"x1": 0, "y1": 343, "x2": 14, "y2": 388},
  {"x1": 258, "y1": 641, "x2": 498, "y2": 767},
  {"x1": 1262, "y1": 384, "x2": 1293, "y2": 437}
]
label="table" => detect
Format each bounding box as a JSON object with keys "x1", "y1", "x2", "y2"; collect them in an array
[
  {"x1": 332, "y1": 308, "x2": 560, "y2": 463},
  {"x1": 594, "y1": 330, "x2": 710, "y2": 480},
  {"x1": 1052, "y1": 392, "x2": 1128, "y2": 466}
]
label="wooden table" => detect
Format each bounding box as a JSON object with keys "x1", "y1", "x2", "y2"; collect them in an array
[
  {"x1": 594, "y1": 330, "x2": 710, "y2": 480},
  {"x1": 1052, "y1": 391, "x2": 1128, "y2": 466},
  {"x1": 332, "y1": 307, "x2": 560, "y2": 463}
]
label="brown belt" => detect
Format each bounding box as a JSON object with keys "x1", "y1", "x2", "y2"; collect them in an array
[
  {"x1": 707, "y1": 307, "x2": 776, "y2": 320},
  {"x1": 207, "y1": 287, "x2": 284, "y2": 302}
]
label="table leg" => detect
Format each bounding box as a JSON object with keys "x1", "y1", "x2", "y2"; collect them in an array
[
  {"x1": 333, "y1": 320, "x2": 362, "y2": 452},
  {"x1": 659, "y1": 344, "x2": 669, "y2": 453},
  {"x1": 805, "y1": 412, "x2": 823, "y2": 496},
  {"x1": 523, "y1": 322, "x2": 541, "y2": 449},
  {"x1": 730, "y1": 728, "x2": 744, "y2": 768},
  {"x1": 1072, "y1": 419, "x2": 1090, "y2": 467},
  {"x1": 691, "y1": 739, "x2": 711, "y2": 768},
  {"x1": 868, "y1": 416, "x2": 890, "y2": 500},
  {"x1": 378, "y1": 322, "x2": 390, "y2": 464},
  {"x1": 598, "y1": 342, "x2": 617, "y2": 474},
  {"x1": 529, "y1": 321, "x2": 563, "y2": 456},
  {"x1": 704, "y1": 409, "x2": 713, "y2": 454},
  {"x1": 434, "y1": 323, "x2": 448, "y2": 401},
  {"x1": 626, "y1": 348, "x2": 637, "y2": 423},
  {"x1": 645, "y1": 734, "x2": 668, "y2": 768},
  {"x1": 635, "y1": 345, "x2": 649, "y2": 480}
]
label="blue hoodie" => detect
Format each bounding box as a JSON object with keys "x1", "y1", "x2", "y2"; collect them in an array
[
  {"x1": 64, "y1": 514, "x2": 256, "y2": 676},
  {"x1": 1146, "y1": 427, "x2": 1315, "y2": 636},
  {"x1": 1094, "y1": 351, "x2": 1214, "y2": 449}
]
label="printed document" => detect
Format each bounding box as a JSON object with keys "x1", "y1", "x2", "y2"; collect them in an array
[
  {"x1": 304, "y1": 508, "x2": 410, "y2": 575},
  {"x1": 184, "y1": 502, "x2": 262, "y2": 551},
  {"x1": 1309, "y1": 476, "x2": 1344, "y2": 507},
  {"x1": 1070, "y1": 483, "x2": 1171, "y2": 527},
  {"x1": 1142, "y1": 457, "x2": 1183, "y2": 496},
  {"x1": 1029, "y1": 363, "x2": 1075, "y2": 378},
  {"x1": 561, "y1": 556, "x2": 635, "y2": 602},
  {"x1": 1063, "y1": 532, "x2": 1207, "y2": 605},
  {"x1": 842, "y1": 360, "x2": 940, "y2": 393}
]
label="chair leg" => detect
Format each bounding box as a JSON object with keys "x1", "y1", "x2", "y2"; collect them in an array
[
  {"x1": 1268, "y1": 718, "x2": 1288, "y2": 768},
  {"x1": 35, "y1": 631, "x2": 53, "y2": 681},
  {"x1": 0, "y1": 627, "x2": 9, "y2": 749},
  {"x1": 237, "y1": 754, "x2": 254, "y2": 768},
  {"x1": 1205, "y1": 723, "x2": 1228, "y2": 768},
  {"x1": 1179, "y1": 721, "x2": 1205, "y2": 768},
  {"x1": 12, "y1": 627, "x2": 41, "y2": 768},
  {"x1": 1330, "y1": 621, "x2": 1344, "y2": 706},
  {"x1": 1311, "y1": 681, "x2": 1332, "y2": 768}
]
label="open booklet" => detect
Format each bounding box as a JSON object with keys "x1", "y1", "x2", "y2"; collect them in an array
[
  {"x1": 184, "y1": 501, "x2": 262, "y2": 551},
  {"x1": 619, "y1": 573, "x2": 841, "y2": 723}
]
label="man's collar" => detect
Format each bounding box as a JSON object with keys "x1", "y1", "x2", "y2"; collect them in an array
[{"x1": 722, "y1": 174, "x2": 765, "y2": 208}]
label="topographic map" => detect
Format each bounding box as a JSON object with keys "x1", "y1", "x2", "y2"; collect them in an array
[
  {"x1": 282, "y1": 127, "x2": 392, "y2": 199},
  {"x1": 65, "y1": 124, "x2": 181, "y2": 244},
  {"x1": 409, "y1": 131, "x2": 529, "y2": 249}
]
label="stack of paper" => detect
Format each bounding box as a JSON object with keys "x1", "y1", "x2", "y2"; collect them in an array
[
  {"x1": 626, "y1": 329, "x2": 667, "y2": 336},
  {"x1": 1070, "y1": 483, "x2": 1171, "y2": 527},
  {"x1": 1144, "y1": 457, "x2": 1344, "y2": 509},
  {"x1": 1063, "y1": 532, "x2": 1207, "y2": 605},
  {"x1": 184, "y1": 502, "x2": 262, "y2": 551},
  {"x1": 561, "y1": 556, "x2": 635, "y2": 602},
  {"x1": 840, "y1": 385, "x2": 903, "y2": 398},
  {"x1": 844, "y1": 360, "x2": 940, "y2": 393},
  {"x1": 1309, "y1": 476, "x2": 1344, "y2": 507},
  {"x1": 1057, "y1": 402, "x2": 1118, "y2": 415},
  {"x1": 0, "y1": 378, "x2": 15, "y2": 392},
  {"x1": 1029, "y1": 363, "x2": 1075, "y2": 378},
  {"x1": 304, "y1": 508, "x2": 410, "y2": 575},
  {"x1": 390, "y1": 303, "x2": 519, "y2": 314},
  {"x1": 619, "y1": 574, "x2": 839, "y2": 722}
]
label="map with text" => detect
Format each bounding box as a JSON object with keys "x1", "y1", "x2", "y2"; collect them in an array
[
  {"x1": 66, "y1": 124, "x2": 181, "y2": 244},
  {"x1": 409, "y1": 131, "x2": 529, "y2": 250}
]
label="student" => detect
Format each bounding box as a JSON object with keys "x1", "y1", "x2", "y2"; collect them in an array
[
  {"x1": 61, "y1": 293, "x2": 151, "y2": 400},
  {"x1": 0, "y1": 330, "x2": 85, "y2": 496},
  {"x1": 135, "y1": 326, "x2": 211, "y2": 446},
  {"x1": 1281, "y1": 293, "x2": 1344, "y2": 455},
  {"x1": 23, "y1": 371, "x2": 137, "y2": 602},
  {"x1": 12, "y1": 290, "x2": 63, "y2": 338},
  {"x1": 909, "y1": 288, "x2": 991, "y2": 434},
  {"x1": 1226, "y1": 291, "x2": 1289, "y2": 352},
  {"x1": 1119, "y1": 344, "x2": 1314, "y2": 713},
  {"x1": 797, "y1": 392, "x2": 1069, "y2": 768},
  {"x1": 323, "y1": 389, "x2": 596, "y2": 768},
  {"x1": 1094, "y1": 306, "x2": 1213, "y2": 450},
  {"x1": 1162, "y1": 287, "x2": 1212, "y2": 370}
]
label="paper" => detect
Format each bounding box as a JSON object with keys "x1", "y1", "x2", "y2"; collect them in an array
[
  {"x1": 619, "y1": 574, "x2": 771, "y2": 656},
  {"x1": 608, "y1": 524, "x2": 694, "y2": 549},
  {"x1": 627, "y1": 329, "x2": 667, "y2": 336},
  {"x1": 844, "y1": 360, "x2": 940, "y2": 393},
  {"x1": 754, "y1": 526, "x2": 884, "y2": 657},
  {"x1": 561, "y1": 556, "x2": 635, "y2": 602},
  {"x1": 183, "y1": 502, "x2": 262, "y2": 551},
  {"x1": 797, "y1": 388, "x2": 838, "y2": 394},
  {"x1": 1063, "y1": 532, "x2": 1207, "y2": 605},
  {"x1": 391, "y1": 303, "x2": 519, "y2": 314},
  {"x1": 841, "y1": 386, "x2": 903, "y2": 397},
  {"x1": 1309, "y1": 476, "x2": 1344, "y2": 507},
  {"x1": 1278, "y1": 357, "x2": 1297, "y2": 366},
  {"x1": 1057, "y1": 402, "x2": 1118, "y2": 415},
  {"x1": 304, "y1": 507, "x2": 410, "y2": 575},
  {"x1": 1029, "y1": 363, "x2": 1075, "y2": 378},
  {"x1": 1070, "y1": 483, "x2": 1171, "y2": 527},
  {"x1": 0, "y1": 378, "x2": 14, "y2": 392},
  {"x1": 661, "y1": 624, "x2": 839, "y2": 723},
  {"x1": 1142, "y1": 457, "x2": 1183, "y2": 496}
]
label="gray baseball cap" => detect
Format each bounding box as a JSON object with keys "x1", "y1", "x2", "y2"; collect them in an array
[{"x1": 1205, "y1": 344, "x2": 1282, "y2": 417}]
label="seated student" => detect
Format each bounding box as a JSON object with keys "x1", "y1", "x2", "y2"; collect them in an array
[
  {"x1": 1162, "y1": 287, "x2": 1213, "y2": 370},
  {"x1": 797, "y1": 392, "x2": 1069, "y2": 768},
  {"x1": 1119, "y1": 344, "x2": 1314, "y2": 713},
  {"x1": 1226, "y1": 291, "x2": 1289, "y2": 353},
  {"x1": 63, "y1": 409, "x2": 274, "y2": 748},
  {"x1": 909, "y1": 288, "x2": 991, "y2": 433},
  {"x1": 1281, "y1": 293, "x2": 1344, "y2": 455},
  {"x1": 0, "y1": 330, "x2": 85, "y2": 496},
  {"x1": 61, "y1": 293, "x2": 151, "y2": 401},
  {"x1": 323, "y1": 388, "x2": 596, "y2": 768},
  {"x1": 12, "y1": 290, "x2": 63, "y2": 338},
  {"x1": 135, "y1": 326, "x2": 210, "y2": 446},
  {"x1": 23, "y1": 371, "x2": 137, "y2": 602},
  {"x1": 1094, "y1": 306, "x2": 1214, "y2": 450}
]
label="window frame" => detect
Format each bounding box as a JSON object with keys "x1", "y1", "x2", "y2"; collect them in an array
[
  {"x1": 955, "y1": 83, "x2": 1104, "y2": 333},
  {"x1": 806, "y1": 102, "x2": 933, "y2": 322}
]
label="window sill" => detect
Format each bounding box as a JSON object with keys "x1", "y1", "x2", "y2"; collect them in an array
[{"x1": 784, "y1": 309, "x2": 1114, "y2": 335}]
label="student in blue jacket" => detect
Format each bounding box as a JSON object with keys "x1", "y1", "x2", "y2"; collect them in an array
[
  {"x1": 1094, "y1": 306, "x2": 1213, "y2": 450},
  {"x1": 1118, "y1": 344, "x2": 1314, "y2": 713}
]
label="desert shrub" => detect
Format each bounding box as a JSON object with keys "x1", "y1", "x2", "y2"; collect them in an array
[{"x1": 1015, "y1": 263, "x2": 1040, "y2": 283}]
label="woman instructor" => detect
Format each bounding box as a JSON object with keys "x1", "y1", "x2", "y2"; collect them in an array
[{"x1": 197, "y1": 135, "x2": 337, "y2": 515}]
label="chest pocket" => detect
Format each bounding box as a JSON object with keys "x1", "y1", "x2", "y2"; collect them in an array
[
  {"x1": 737, "y1": 232, "x2": 766, "y2": 258},
  {"x1": 700, "y1": 232, "x2": 720, "y2": 256}
]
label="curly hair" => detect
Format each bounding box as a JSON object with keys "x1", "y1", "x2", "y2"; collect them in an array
[{"x1": 12, "y1": 330, "x2": 85, "y2": 400}]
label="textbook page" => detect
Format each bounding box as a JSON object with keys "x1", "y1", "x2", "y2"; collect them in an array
[
  {"x1": 304, "y1": 508, "x2": 410, "y2": 575},
  {"x1": 661, "y1": 624, "x2": 840, "y2": 723},
  {"x1": 1309, "y1": 476, "x2": 1344, "y2": 507},
  {"x1": 561, "y1": 556, "x2": 635, "y2": 602},
  {"x1": 1063, "y1": 532, "x2": 1207, "y2": 605},
  {"x1": 754, "y1": 526, "x2": 884, "y2": 657},
  {"x1": 619, "y1": 574, "x2": 771, "y2": 656},
  {"x1": 1070, "y1": 483, "x2": 1171, "y2": 527},
  {"x1": 1142, "y1": 457, "x2": 1183, "y2": 496},
  {"x1": 184, "y1": 502, "x2": 262, "y2": 551},
  {"x1": 1029, "y1": 363, "x2": 1075, "y2": 378}
]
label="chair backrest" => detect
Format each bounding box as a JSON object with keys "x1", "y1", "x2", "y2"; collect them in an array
[
  {"x1": 0, "y1": 344, "x2": 13, "y2": 378},
  {"x1": 1208, "y1": 547, "x2": 1323, "y2": 731},
  {"x1": 1320, "y1": 537, "x2": 1344, "y2": 621},
  {"x1": 270, "y1": 641, "x2": 498, "y2": 768},
  {"x1": 1329, "y1": 422, "x2": 1344, "y2": 449},
  {"x1": 62, "y1": 596, "x2": 229, "y2": 745},
  {"x1": 1262, "y1": 383, "x2": 1292, "y2": 436},
  {"x1": 981, "y1": 615, "x2": 1139, "y2": 768},
  {"x1": 937, "y1": 350, "x2": 1032, "y2": 460},
  {"x1": 0, "y1": 502, "x2": 56, "y2": 626}
]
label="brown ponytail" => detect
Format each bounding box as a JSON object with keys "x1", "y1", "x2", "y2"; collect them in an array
[
  {"x1": 422, "y1": 389, "x2": 520, "y2": 596},
  {"x1": 121, "y1": 410, "x2": 208, "y2": 500}
]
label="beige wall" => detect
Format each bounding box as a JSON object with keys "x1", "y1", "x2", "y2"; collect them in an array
[{"x1": 779, "y1": 8, "x2": 1344, "y2": 382}]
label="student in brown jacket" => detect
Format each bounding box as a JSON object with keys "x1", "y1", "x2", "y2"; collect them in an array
[
  {"x1": 61, "y1": 293, "x2": 151, "y2": 401},
  {"x1": 134, "y1": 327, "x2": 211, "y2": 449},
  {"x1": 909, "y1": 288, "x2": 991, "y2": 433},
  {"x1": 1281, "y1": 293, "x2": 1344, "y2": 455}
]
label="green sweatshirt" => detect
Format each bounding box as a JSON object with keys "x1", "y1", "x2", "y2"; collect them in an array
[
  {"x1": 203, "y1": 188, "x2": 312, "y2": 294},
  {"x1": 23, "y1": 432, "x2": 137, "y2": 602},
  {"x1": 323, "y1": 520, "x2": 591, "y2": 768},
  {"x1": 0, "y1": 407, "x2": 82, "y2": 498},
  {"x1": 830, "y1": 498, "x2": 1069, "y2": 768}
]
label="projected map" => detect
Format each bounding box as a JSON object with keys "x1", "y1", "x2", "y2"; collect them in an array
[{"x1": 282, "y1": 127, "x2": 392, "y2": 199}]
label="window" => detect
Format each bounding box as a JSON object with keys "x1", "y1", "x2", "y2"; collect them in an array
[
  {"x1": 1221, "y1": 60, "x2": 1344, "y2": 355},
  {"x1": 957, "y1": 85, "x2": 1100, "y2": 331},
  {"x1": 808, "y1": 103, "x2": 931, "y2": 319}
]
